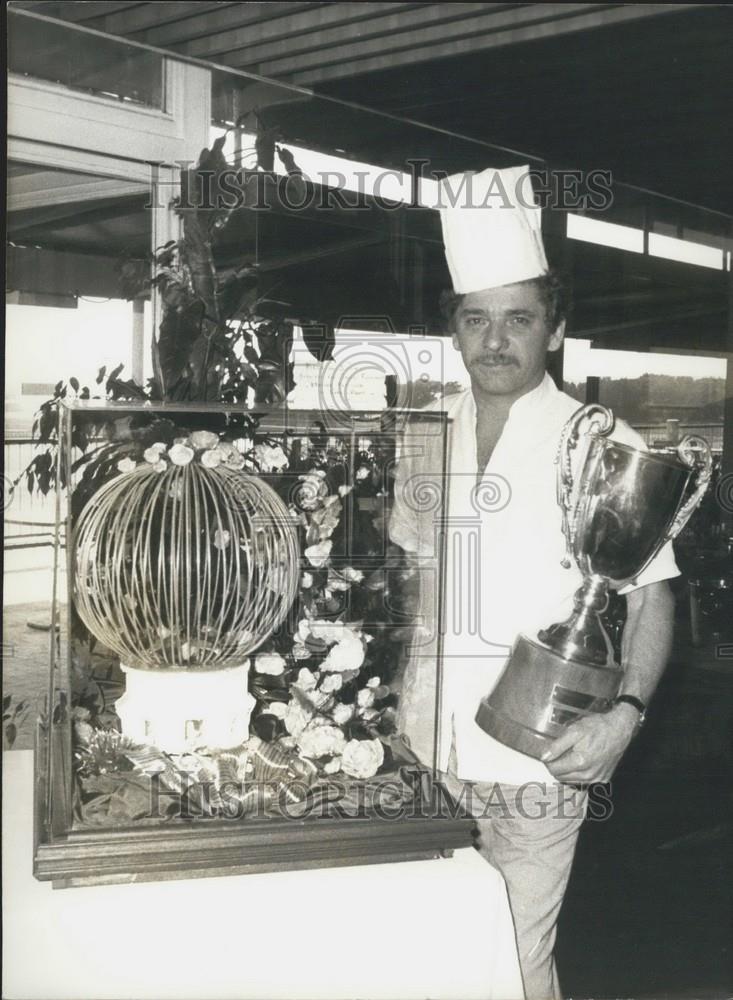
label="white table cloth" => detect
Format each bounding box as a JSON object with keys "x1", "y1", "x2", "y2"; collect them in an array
[{"x1": 3, "y1": 750, "x2": 524, "y2": 1000}]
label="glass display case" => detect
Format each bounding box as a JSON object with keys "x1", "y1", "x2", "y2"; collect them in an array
[{"x1": 34, "y1": 399, "x2": 471, "y2": 887}]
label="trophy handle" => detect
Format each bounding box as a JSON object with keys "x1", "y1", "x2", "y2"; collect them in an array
[
  {"x1": 557, "y1": 404, "x2": 615, "y2": 568},
  {"x1": 664, "y1": 434, "x2": 713, "y2": 543}
]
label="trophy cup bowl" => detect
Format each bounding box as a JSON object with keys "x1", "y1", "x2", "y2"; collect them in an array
[{"x1": 475, "y1": 404, "x2": 713, "y2": 760}]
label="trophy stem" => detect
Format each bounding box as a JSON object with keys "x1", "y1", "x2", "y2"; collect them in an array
[{"x1": 538, "y1": 575, "x2": 615, "y2": 669}]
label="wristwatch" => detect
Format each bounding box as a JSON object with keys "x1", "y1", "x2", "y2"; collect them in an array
[{"x1": 613, "y1": 694, "x2": 647, "y2": 727}]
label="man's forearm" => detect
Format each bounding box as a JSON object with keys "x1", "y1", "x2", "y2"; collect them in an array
[
  {"x1": 620, "y1": 580, "x2": 676, "y2": 705},
  {"x1": 543, "y1": 580, "x2": 676, "y2": 781}
]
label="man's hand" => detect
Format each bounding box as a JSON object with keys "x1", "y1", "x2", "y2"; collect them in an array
[{"x1": 540, "y1": 703, "x2": 640, "y2": 784}]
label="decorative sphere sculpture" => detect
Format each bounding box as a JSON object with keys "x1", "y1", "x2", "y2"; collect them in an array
[{"x1": 72, "y1": 446, "x2": 299, "y2": 753}]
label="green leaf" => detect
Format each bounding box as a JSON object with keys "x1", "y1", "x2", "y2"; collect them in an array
[
  {"x1": 70, "y1": 377, "x2": 80, "y2": 392},
  {"x1": 96, "y1": 366, "x2": 106, "y2": 384},
  {"x1": 5, "y1": 723, "x2": 17, "y2": 747}
]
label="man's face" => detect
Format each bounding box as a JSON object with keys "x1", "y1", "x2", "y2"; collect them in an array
[{"x1": 451, "y1": 280, "x2": 565, "y2": 399}]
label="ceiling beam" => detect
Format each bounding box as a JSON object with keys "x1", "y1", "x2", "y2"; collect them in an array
[
  {"x1": 17, "y1": 2, "x2": 145, "y2": 22},
  {"x1": 133, "y1": 2, "x2": 330, "y2": 46},
  {"x1": 82, "y1": 1, "x2": 235, "y2": 35},
  {"x1": 171, "y1": 2, "x2": 427, "y2": 61},
  {"x1": 272, "y1": 3, "x2": 703, "y2": 85},
  {"x1": 190, "y1": 2, "x2": 509, "y2": 67}
]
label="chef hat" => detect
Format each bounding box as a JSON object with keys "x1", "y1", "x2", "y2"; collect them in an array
[{"x1": 439, "y1": 165, "x2": 548, "y2": 294}]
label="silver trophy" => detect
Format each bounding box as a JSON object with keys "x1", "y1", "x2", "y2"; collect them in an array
[{"x1": 476, "y1": 404, "x2": 713, "y2": 759}]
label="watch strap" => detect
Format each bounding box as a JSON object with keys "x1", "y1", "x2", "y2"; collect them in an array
[{"x1": 613, "y1": 694, "x2": 647, "y2": 725}]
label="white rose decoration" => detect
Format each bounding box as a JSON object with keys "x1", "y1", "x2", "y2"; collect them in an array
[
  {"x1": 284, "y1": 699, "x2": 314, "y2": 737},
  {"x1": 366, "y1": 676, "x2": 381, "y2": 688},
  {"x1": 213, "y1": 528, "x2": 231, "y2": 550},
  {"x1": 332, "y1": 703, "x2": 354, "y2": 726},
  {"x1": 305, "y1": 540, "x2": 332, "y2": 567},
  {"x1": 320, "y1": 673, "x2": 343, "y2": 694},
  {"x1": 355, "y1": 466, "x2": 370, "y2": 481},
  {"x1": 74, "y1": 720, "x2": 94, "y2": 744},
  {"x1": 341, "y1": 738, "x2": 384, "y2": 779},
  {"x1": 292, "y1": 643, "x2": 311, "y2": 660},
  {"x1": 152, "y1": 459, "x2": 167, "y2": 473},
  {"x1": 324, "y1": 757, "x2": 342, "y2": 774},
  {"x1": 169, "y1": 443, "x2": 194, "y2": 466},
  {"x1": 296, "y1": 470, "x2": 329, "y2": 510},
  {"x1": 190, "y1": 430, "x2": 219, "y2": 450},
  {"x1": 224, "y1": 451, "x2": 245, "y2": 471},
  {"x1": 322, "y1": 636, "x2": 365, "y2": 673},
  {"x1": 201, "y1": 449, "x2": 222, "y2": 469},
  {"x1": 326, "y1": 570, "x2": 352, "y2": 592},
  {"x1": 144, "y1": 446, "x2": 164, "y2": 464},
  {"x1": 357, "y1": 688, "x2": 376, "y2": 710},
  {"x1": 293, "y1": 667, "x2": 318, "y2": 691},
  {"x1": 254, "y1": 443, "x2": 289, "y2": 473},
  {"x1": 297, "y1": 724, "x2": 346, "y2": 759},
  {"x1": 254, "y1": 652, "x2": 286, "y2": 675},
  {"x1": 117, "y1": 457, "x2": 137, "y2": 473}
]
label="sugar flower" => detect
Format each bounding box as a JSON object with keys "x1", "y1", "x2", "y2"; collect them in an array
[
  {"x1": 284, "y1": 698, "x2": 313, "y2": 738},
  {"x1": 297, "y1": 723, "x2": 346, "y2": 759},
  {"x1": 213, "y1": 528, "x2": 231, "y2": 550},
  {"x1": 332, "y1": 703, "x2": 354, "y2": 726},
  {"x1": 190, "y1": 430, "x2": 219, "y2": 450},
  {"x1": 223, "y1": 451, "x2": 245, "y2": 471},
  {"x1": 144, "y1": 446, "x2": 165, "y2": 464},
  {"x1": 341, "y1": 738, "x2": 384, "y2": 779},
  {"x1": 254, "y1": 652, "x2": 286, "y2": 675},
  {"x1": 293, "y1": 667, "x2": 318, "y2": 691},
  {"x1": 254, "y1": 443, "x2": 289, "y2": 473},
  {"x1": 296, "y1": 470, "x2": 329, "y2": 510},
  {"x1": 322, "y1": 636, "x2": 365, "y2": 673},
  {"x1": 169, "y1": 443, "x2": 194, "y2": 466},
  {"x1": 357, "y1": 688, "x2": 376, "y2": 710},
  {"x1": 320, "y1": 673, "x2": 343, "y2": 694},
  {"x1": 305, "y1": 540, "x2": 332, "y2": 567}
]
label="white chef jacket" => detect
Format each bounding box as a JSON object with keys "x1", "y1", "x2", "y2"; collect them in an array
[{"x1": 389, "y1": 373, "x2": 680, "y2": 785}]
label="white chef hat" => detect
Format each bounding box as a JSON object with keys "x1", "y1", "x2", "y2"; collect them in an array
[{"x1": 439, "y1": 164, "x2": 548, "y2": 294}]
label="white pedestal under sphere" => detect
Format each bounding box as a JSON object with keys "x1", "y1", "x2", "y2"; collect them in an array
[{"x1": 115, "y1": 661, "x2": 254, "y2": 754}]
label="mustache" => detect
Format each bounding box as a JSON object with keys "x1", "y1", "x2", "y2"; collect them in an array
[{"x1": 473, "y1": 355, "x2": 518, "y2": 366}]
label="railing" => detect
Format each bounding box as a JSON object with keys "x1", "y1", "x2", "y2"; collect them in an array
[
  {"x1": 633, "y1": 423, "x2": 724, "y2": 453},
  {"x1": 4, "y1": 437, "x2": 62, "y2": 549}
]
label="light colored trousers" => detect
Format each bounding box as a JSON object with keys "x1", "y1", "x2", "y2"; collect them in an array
[{"x1": 442, "y1": 758, "x2": 588, "y2": 1000}]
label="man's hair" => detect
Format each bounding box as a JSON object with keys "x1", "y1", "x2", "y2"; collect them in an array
[{"x1": 439, "y1": 269, "x2": 569, "y2": 332}]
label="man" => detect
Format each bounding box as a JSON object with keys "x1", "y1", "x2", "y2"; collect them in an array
[{"x1": 389, "y1": 166, "x2": 678, "y2": 999}]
